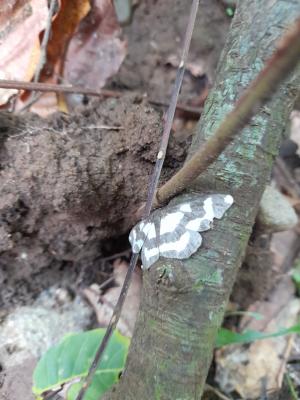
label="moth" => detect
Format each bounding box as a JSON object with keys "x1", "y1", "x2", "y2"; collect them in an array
[{"x1": 129, "y1": 194, "x2": 234, "y2": 270}]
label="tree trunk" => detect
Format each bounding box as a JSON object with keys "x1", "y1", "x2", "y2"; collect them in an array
[{"x1": 104, "y1": 1, "x2": 300, "y2": 399}]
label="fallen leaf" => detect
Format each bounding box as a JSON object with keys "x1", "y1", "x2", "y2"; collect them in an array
[
  {"x1": 46, "y1": 0, "x2": 90, "y2": 75},
  {"x1": 0, "y1": 0, "x2": 48, "y2": 104},
  {"x1": 19, "y1": 91, "x2": 60, "y2": 117},
  {"x1": 83, "y1": 259, "x2": 141, "y2": 337},
  {"x1": 18, "y1": 0, "x2": 91, "y2": 116},
  {"x1": 64, "y1": 0, "x2": 127, "y2": 92},
  {"x1": 217, "y1": 223, "x2": 300, "y2": 398},
  {"x1": 0, "y1": 357, "x2": 36, "y2": 400},
  {"x1": 270, "y1": 229, "x2": 299, "y2": 274},
  {"x1": 216, "y1": 276, "x2": 300, "y2": 399}
]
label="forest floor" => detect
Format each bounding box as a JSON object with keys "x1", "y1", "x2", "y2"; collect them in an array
[{"x1": 0, "y1": 1, "x2": 300, "y2": 399}]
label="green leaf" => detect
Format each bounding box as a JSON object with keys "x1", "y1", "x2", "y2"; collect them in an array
[
  {"x1": 32, "y1": 329, "x2": 130, "y2": 399},
  {"x1": 216, "y1": 323, "x2": 300, "y2": 347},
  {"x1": 285, "y1": 373, "x2": 299, "y2": 400}
]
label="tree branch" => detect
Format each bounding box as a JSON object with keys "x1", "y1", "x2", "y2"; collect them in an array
[
  {"x1": 155, "y1": 17, "x2": 300, "y2": 206},
  {"x1": 106, "y1": 1, "x2": 300, "y2": 399}
]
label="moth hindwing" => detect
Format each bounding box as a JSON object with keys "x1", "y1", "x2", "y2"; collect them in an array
[{"x1": 129, "y1": 194, "x2": 234, "y2": 270}]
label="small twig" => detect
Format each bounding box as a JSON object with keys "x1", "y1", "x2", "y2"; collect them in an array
[
  {"x1": 149, "y1": 99, "x2": 203, "y2": 119},
  {"x1": 205, "y1": 384, "x2": 232, "y2": 400},
  {"x1": 20, "y1": 0, "x2": 57, "y2": 111},
  {"x1": 85, "y1": 125, "x2": 125, "y2": 131},
  {"x1": 74, "y1": 252, "x2": 140, "y2": 400},
  {"x1": 43, "y1": 388, "x2": 63, "y2": 400},
  {"x1": 0, "y1": 79, "x2": 120, "y2": 98},
  {"x1": 276, "y1": 334, "x2": 294, "y2": 388},
  {"x1": 144, "y1": 0, "x2": 199, "y2": 215},
  {"x1": 155, "y1": 17, "x2": 300, "y2": 207},
  {"x1": 96, "y1": 277, "x2": 115, "y2": 292},
  {"x1": 19, "y1": 92, "x2": 45, "y2": 113},
  {"x1": 101, "y1": 249, "x2": 131, "y2": 261},
  {"x1": 34, "y1": 0, "x2": 57, "y2": 83},
  {"x1": 74, "y1": 1, "x2": 200, "y2": 399}
]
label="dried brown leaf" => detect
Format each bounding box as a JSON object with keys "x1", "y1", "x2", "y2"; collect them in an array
[
  {"x1": 46, "y1": 0, "x2": 91, "y2": 73},
  {"x1": 17, "y1": 0, "x2": 90, "y2": 115},
  {"x1": 216, "y1": 277, "x2": 300, "y2": 398},
  {"x1": 0, "y1": 0, "x2": 48, "y2": 104},
  {"x1": 83, "y1": 259, "x2": 141, "y2": 337},
  {"x1": 64, "y1": 0, "x2": 127, "y2": 91}
]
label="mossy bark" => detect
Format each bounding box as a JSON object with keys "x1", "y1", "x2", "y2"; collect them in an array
[{"x1": 104, "y1": 1, "x2": 300, "y2": 399}]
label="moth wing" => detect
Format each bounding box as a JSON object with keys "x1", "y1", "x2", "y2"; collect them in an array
[
  {"x1": 141, "y1": 219, "x2": 160, "y2": 270},
  {"x1": 180, "y1": 194, "x2": 234, "y2": 232},
  {"x1": 158, "y1": 228, "x2": 202, "y2": 260},
  {"x1": 130, "y1": 193, "x2": 233, "y2": 269},
  {"x1": 140, "y1": 206, "x2": 193, "y2": 268},
  {"x1": 164, "y1": 197, "x2": 211, "y2": 233},
  {"x1": 154, "y1": 194, "x2": 233, "y2": 263},
  {"x1": 208, "y1": 194, "x2": 234, "y2": 219},
  {"x1": 129, "y1": 220, "x2": 148, "y2": 253}
]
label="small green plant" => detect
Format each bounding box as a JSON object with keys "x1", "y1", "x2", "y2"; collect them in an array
[
  {"x1": 33, "y1": 322, "x2": 300, "y2": 399},
  {"x1": 216, "y1": 323, "x2": 300, "y2": 347},
  {"x1": 32, "y1": 329, "x2": 129, "y2": 400},
  {"x1": 285, "y1": 372, "x2": 299, "y2": 400}
]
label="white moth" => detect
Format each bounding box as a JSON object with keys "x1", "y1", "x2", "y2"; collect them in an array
[{"x1": 129, "y1": 194, "x2": 234, "y2": 270}]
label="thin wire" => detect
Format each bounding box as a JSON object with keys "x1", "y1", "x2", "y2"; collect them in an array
[{"x1": 74, "y1": 1, "x2": 199, "y2": 399}]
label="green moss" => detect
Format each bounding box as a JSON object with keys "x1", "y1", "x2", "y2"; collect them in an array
[
  {"x1": 147, "y1": 318, "x2": 157, "y2": 329},
  {"x1": 194, "y1": 267, "x2": 223, "y2": 286}
]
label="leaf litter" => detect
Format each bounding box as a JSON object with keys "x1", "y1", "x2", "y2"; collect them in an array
[
  {"x1": 0, "y1": 0, "x2": 48, "y2": 105},
  {"x1": 4, "y1": 2, "x2": 300, "y2": 399}
]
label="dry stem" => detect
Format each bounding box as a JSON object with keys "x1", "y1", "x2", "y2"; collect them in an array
[{"x1": 0, "y1": 79, "x2": 119, "y2": 98}]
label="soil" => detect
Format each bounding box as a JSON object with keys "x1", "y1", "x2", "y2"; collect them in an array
[
  {"x1": 111, "y1": 0, "x2": 229, "y2": 104},
  {"x1": 0, "y1": 94, "x2": 188, "y2": 309}
]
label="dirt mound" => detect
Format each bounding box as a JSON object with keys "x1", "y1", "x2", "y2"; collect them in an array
[{"x1": 0, "y1": 94, "x2": 187, "y2": 308}]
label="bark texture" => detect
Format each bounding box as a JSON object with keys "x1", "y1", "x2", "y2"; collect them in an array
[{"x1": 104, "y1": 1, "x2": 300, "y2": 399}]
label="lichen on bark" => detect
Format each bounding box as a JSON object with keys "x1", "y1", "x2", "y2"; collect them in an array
[{"x1": 104, "y1": 1, "x2": 300, "y2": 399}]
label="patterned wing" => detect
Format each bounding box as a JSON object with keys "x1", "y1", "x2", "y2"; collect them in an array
[
  {"x1": 140, "y1": 218, "x2": 160, "y2": 268},
  {"x1": 129, "y1": 220, "x2": 152, "y2": 253},
  {"x1": 129, "y1": 194, "x2": 234, "y2": 270}
]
